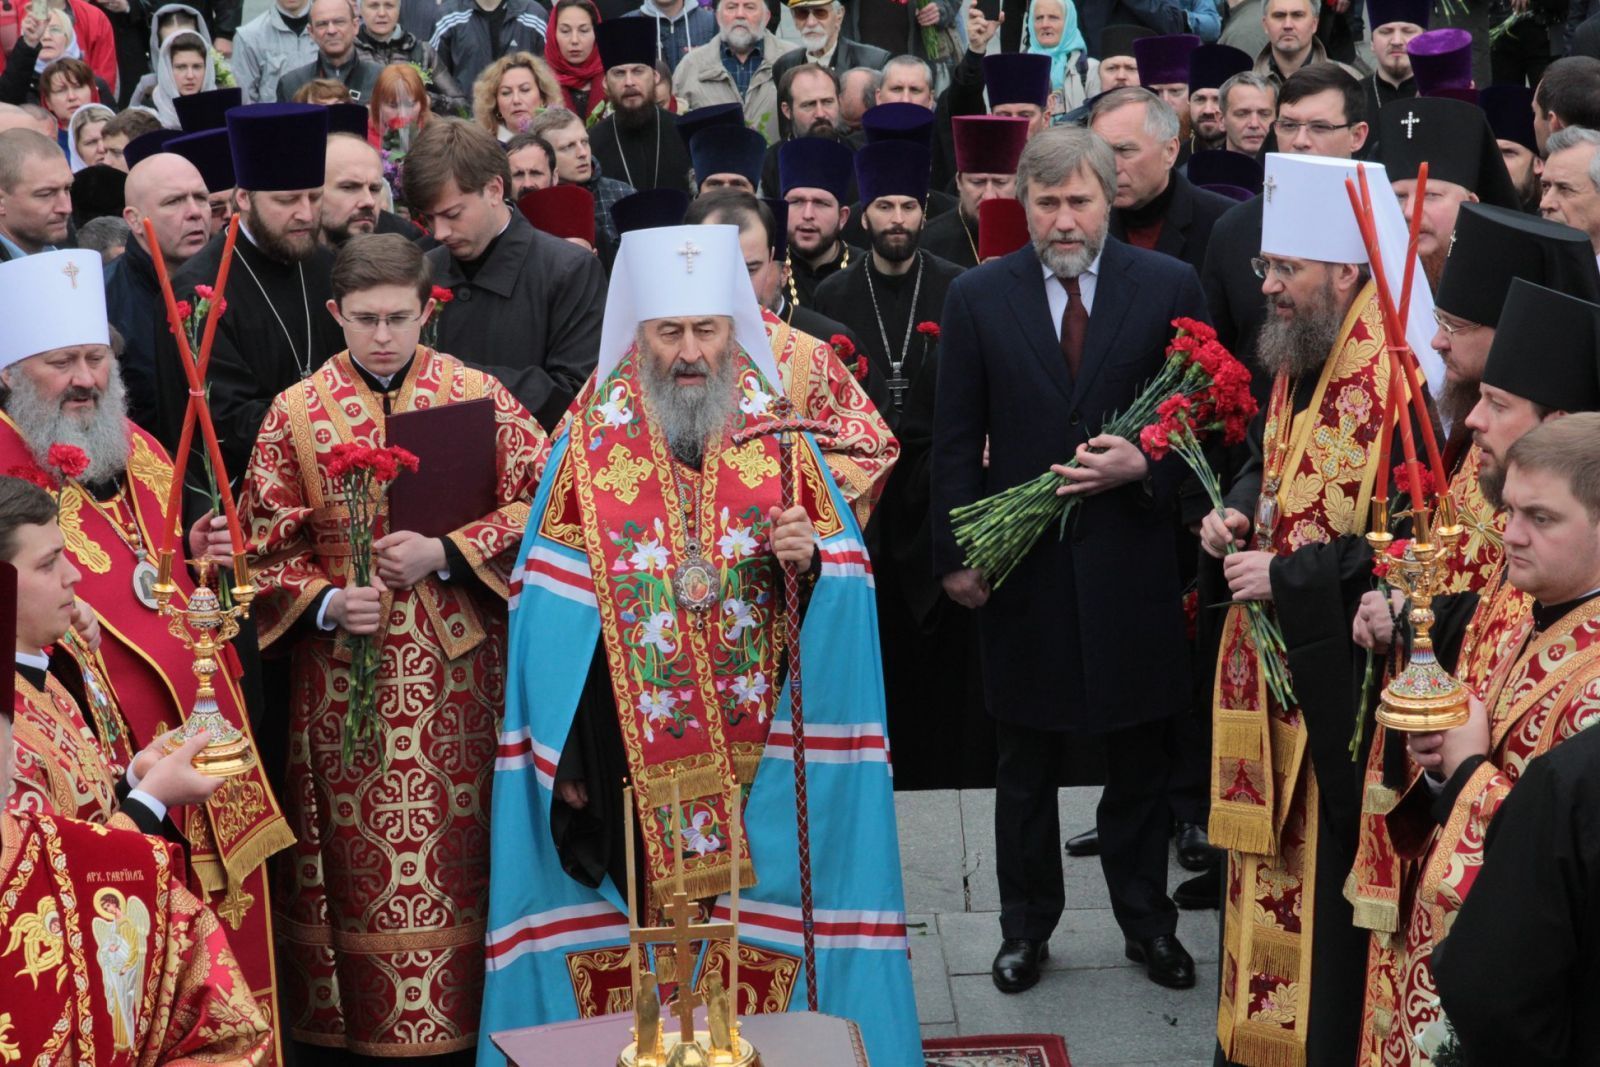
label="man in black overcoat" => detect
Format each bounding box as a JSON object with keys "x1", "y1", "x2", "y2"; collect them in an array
[{"x1": 932, "y1": 125, "x2": 1209, "y2": 995}]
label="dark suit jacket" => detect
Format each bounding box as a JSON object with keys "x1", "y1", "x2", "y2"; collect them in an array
[
  {"x1": 1110, "y1": 172, "x2": 1235, "y2": 276},
  {"x1": 275, "y1": 54, "x2": 384, "y2": 103},
  {"x1": 1199, "y1": 194, "x2": 1270, "y2": 406},
  {"x1": 931, "y1": 237, "x2": 1210, "y2": 733}
]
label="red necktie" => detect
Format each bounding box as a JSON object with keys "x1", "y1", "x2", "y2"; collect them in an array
[{"x1": 1060, "y1": 275, "x2": 1087, "y2": 378}]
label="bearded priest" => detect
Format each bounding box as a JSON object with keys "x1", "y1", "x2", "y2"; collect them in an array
[
  {"x1": 1198, "y1": 153, "x2": 1426, "y2": 1067},
  {"x1": 0, "y1": 249, "x2": 293, "y2": 1061},
  {"x1": 481, "y1": 224, "x2": 919, "y2": 1066}
]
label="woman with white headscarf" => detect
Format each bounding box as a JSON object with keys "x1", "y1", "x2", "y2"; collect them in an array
[
  {"x1": 149, "y1": 28, "x2": 215, "y2": 127},
  {"x1": 127, "y1": 3, "x2": 213, "y2": 118},
  {"x1": 67, "y1": 101, "x2": 115, "y2": 169}
]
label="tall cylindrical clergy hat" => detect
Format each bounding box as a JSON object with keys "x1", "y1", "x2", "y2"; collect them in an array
[
  {"x1": 1187, "y1": 43, "x2": 1252, "y2": 92},
  {"x1": 169, "y1": 129, "x2": 235, "y2": 193},
  {"x1": 1133, "y1": 34, "x2": 1201, "y2": 87},
  {"x1": 855, "y1": 140, "x2": 931, "y2": 205},
  {"x1": 1187, "y1": 148, "x2": 1262, "y2": 195},
  {"x1": 124, "y1": 128, "x2": 182, "y2": 169},
  {"x1": 952, "y1": 115, "x2": 1030, "y2": 175},
  {"x1": 983, "y1": 53, "x2": 1052, "y2": 108},
  {"x1": 596, "y1": 223, "x2": 776, "y2": 382},
  {"x1": 778, "y1": 137, "x2": 855, "y2": 202},
  {"x1": 174, "y1": 86, "x2": 242, "y2": 132},
  {"x1": 690, "y1": 124, "x2": 766, "y2": 188},
  {"x1": 978, "y1": 197, "x2": 1029, "y2": 260},
  {"x1": 676, "y1": 103, "x2": 745, "y2": 145},
  {"x1": 1436, "y1": 205, "x2": 1600, "y2": 325},
  {"x1": 1479, "y1": 85, "x2": 1537, "y2": 152},
  {"x1": 227, "y1": 103, "x2": 330, "y2": 191},
  {"x1": 325, "y1": 102, "x2": 370, "y2": 138},
  {"x1": 861, "y1": 102, "x2": 935, "y2": 146},
  {"x1": 611, "y1": 188, "x2": 691, "y2": 235},
  {"x1": 1365, "y1": 0, "x2": 1429, "y2": 28},
  {"x1": 1376, "y1": 96, "x2": 1519, "y2": 209},
  {"x1": 596, "y1": 17, "x2": 657, "y2": 70},
  {"x1": 519, "y1": 185, "x2": 597, "y2": 244},
  {"x1": 0, "y1": 250, "x2": 109, "y2": 370},
  {"x1": 1406, "y1": 29, "x2": 1472, "y2": 95},
  {"x1": 1099, "y1": 23, "x2": 1155, "y2": 60},
  {"x1": 1482, "y1": 278, "x2": 1600, "y2": 412}
]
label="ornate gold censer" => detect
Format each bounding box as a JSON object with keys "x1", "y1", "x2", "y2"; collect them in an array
[
  {"x1": 1366, "y1": 496, "x2": 1470, "y2": 732},
  {"x1": 152, "y1": 554, "x2": 259, "y2": 776},
  {"x1": 619, "y1": 778, "x2": 760, "y2": 1067}
]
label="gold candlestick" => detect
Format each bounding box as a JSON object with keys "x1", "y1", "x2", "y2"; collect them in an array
[
  {"x1": 157, "y1": 557, "x2": 258, "y2": 776},
  {"x1": 1366, "y1": 503, "x2": 1470, "y2": 732}
]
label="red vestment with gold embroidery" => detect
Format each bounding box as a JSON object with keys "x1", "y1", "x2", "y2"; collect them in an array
[
  {"x1": 243, "y1": 347, "x2": 548, "y2": 1055},
  {"x1": 0, "y1": 807, "x2": 270, "y2": 1064}
]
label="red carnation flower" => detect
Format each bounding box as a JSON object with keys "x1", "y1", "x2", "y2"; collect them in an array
[
  {"x1": 390, "y1": 446, "x2": 420, "y2": 475},
  {"x1": 46, "y1": 443, "x2": 89, "y2": 481},
  {"x1": 431, "y1": 286, "x2": 455, "y2": 305},
  {"x1": 195, "y1": 284, "x2": 215, "y2": 301},
  {"x1": 388, "y1": 115, "x2": 408, "y2": 131},
  {"x1": 1393, "y1": 463, "x2": 1436, "y2": 499},
  {"x1": 1139, "y1": 421, "x2": 1171, "y2": 461},
  {"x1": 915, "y1": 321, "x2": 940, "y2": 339},
  {"x1": 830, "y1": 333, "x2": 856, "y2": 360},
  {"x1": 853, "y1": 355, "x2": 870, "y2": 382},
  {"x1": 1171, "y1": 317, "x2": 1217, "y2": 344}
]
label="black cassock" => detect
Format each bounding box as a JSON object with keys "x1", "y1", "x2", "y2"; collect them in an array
[
  {"x1": 1435, "y1": 712, "x2": 1600, "y2": 1067},
  {"x1": 920, "y1": 209, "x2": 979, "y2": 272},
  {"x1": 154, "y1": 230, "x2": 343, "y2": 484},
  {"x1": 588, "y1": 108, "x2": 693, "y2": 195},
  {"x1": 787, "y1": 242, "x2": 860, "y2": 310},
  {"x1": 814, "y1": 250, "x2": 992, "y2": 788}
]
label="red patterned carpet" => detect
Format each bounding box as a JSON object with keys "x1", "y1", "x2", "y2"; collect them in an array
[{"x1": 923, "y1": 1033, "x2": 1072, "y2": 1066}]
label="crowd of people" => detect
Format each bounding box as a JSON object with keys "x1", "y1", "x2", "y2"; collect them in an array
[{"x1": 4, "y1": 0, "x2": 1600, "y2": 1061}]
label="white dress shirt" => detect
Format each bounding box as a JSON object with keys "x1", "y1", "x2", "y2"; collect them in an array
[{"x1": 1042, "y1": 252, "x2": 1102, "y2": 340}]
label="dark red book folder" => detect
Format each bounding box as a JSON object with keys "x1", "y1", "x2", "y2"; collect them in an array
[{"x1": 385, "y1": 398, "x2": 497, "y2": 537}]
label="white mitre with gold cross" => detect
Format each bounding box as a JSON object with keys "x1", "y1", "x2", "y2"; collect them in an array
[
  {"x1": 0, "y1": 249, "x2": 110, "y2": 371},
  {"x1": 1259, "y1": 153, "x2": 1442, "y2": 393},
  {"x1": 595, "y1": 223, "x2": 779, "y2": 386}
]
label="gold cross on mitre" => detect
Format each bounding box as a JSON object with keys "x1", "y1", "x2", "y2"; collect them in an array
[
  {"x1": 677, "y1": 240, "x2": 702, "y2": 274},
  {"x1": 61, "y1": 261, "x2": 80, "y2": 289}
]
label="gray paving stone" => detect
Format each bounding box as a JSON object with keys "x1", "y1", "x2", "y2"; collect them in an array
[
  {"x1": 934, "y1": 909, "x2": 1221, "y2": 978},
  {"x1": 908, "y1": 913, "x2": 955, "y2": 1025},
  {"x1": 947, "y1": 964, "x2": 1218, "y2": 1064},
  {"x1": 895, "y1": 790, "x2": 968, "y2": 915}
]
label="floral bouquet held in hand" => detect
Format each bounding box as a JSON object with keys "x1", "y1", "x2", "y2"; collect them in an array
[
  {"x1": 326, "y1": 442, "x2": 420, "y2": 761},
  {"x1": 1138, "y1": 383, "x2": 1296, "y2": 710},
  {"x1": 421, "y1": 286, "x2": 452, "y2": 351},
  {"x1": 950, "y1": 318, "x2": 1251, "y2": 589}
]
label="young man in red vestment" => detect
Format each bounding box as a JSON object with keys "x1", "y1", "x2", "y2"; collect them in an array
[
  {"x1": 242, "y1": 233, "x2": 549, "y2": 1058},
  {"x1": 0, "y1": 561, "x2": 274, "y2": 1067},
  {"x1": 0, "y1": 248, "x2": 292, "y2": 1062}
]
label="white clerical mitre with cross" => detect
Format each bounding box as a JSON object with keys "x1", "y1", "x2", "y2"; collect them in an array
[
  {"x1": 0, "y1": 249, "x2": 109, "y2": 371},
  {"x1": 593, "y1": 223, "x2": 781, "y2": 386}
]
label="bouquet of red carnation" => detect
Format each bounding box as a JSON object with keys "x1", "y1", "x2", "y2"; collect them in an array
[
  {"x1": 421, "y1": 285, "x2": 453, "y2": 351},
  {"x1": 950, "y1": 319, "x2": 1252, "y2": 589},
  {"x1": 1137, "y1": 376, "x2": 1293, "y2": 708},
  {"x1": 326, "y1": 442, "x2": 420, "y2": 761}
]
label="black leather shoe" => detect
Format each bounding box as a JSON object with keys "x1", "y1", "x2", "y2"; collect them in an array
[
  {"x1": 991, "y1": 938, "x2": 1049, "y2": 993},
  {"x1": 1175, "y1": 822, "x2": 1221, "y2": 872},
  {"x1": 1064, "y1": 827, "x2": 1100, "y2": 857},
  {"x1": 1172, "y1": 870, "x2": 1221, "y2": 911},
  {"x1": 1125, "y1": 934, "x2": 1195, "y2": 989}
]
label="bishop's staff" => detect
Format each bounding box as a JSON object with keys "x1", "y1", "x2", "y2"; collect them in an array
[{"x1": 732, "y1": 401, "x2": 836, "y2": 1013}]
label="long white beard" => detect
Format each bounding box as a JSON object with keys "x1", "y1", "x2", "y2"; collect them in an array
[
  {"x1": 5, "y1": 365, "x2": 131, "y2": 484},
  {"x1": 638, "y1": 341, "x2": 740, "y2": 466}
]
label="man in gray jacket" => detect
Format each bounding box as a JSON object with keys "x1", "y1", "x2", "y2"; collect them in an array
[
  {"x1": 671, "y1": 0, "x2": 797, "y2": 144},
  {"x1": 403, "y1": 118, "x2": 605, "y2": 430},
  {"x1": 276, "y1": 0, "x2": 385, "y2": 102},
  {"x1": 232, "y1": 0, "x2": 320, "y2": 102}
]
